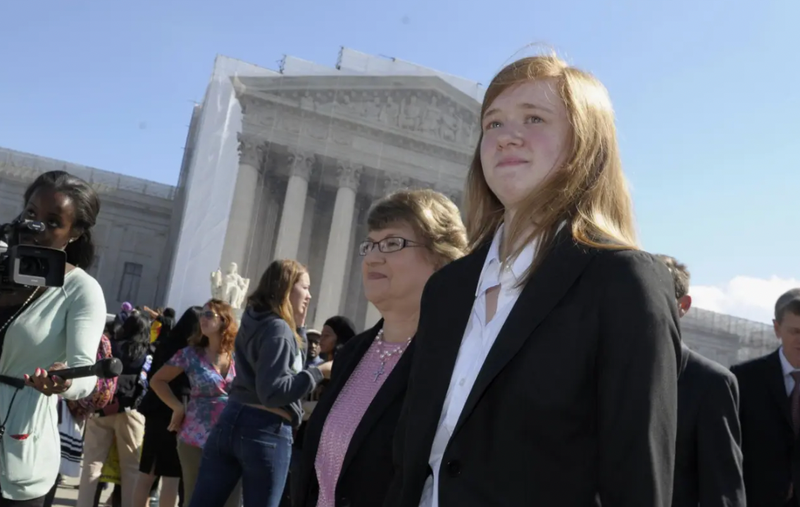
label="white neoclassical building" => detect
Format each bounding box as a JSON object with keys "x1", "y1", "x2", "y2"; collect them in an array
[
  {"x1": 163, "y1": 48, "x2": 779, "y2": 362},
  {"x1": 165, "y1": 49, "x2": 485, "y2": 331}
]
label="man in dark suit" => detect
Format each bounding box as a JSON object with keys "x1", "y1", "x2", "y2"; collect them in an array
[
  {"x1": 732, "y1": 288, "x2": 800, "y2": 507},
  {"x1": 656, "y1": 255, "x2": 745, "y2": 507}
]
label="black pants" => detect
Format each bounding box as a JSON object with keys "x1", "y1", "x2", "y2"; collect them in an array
[
  {"x1": 40, "y1": 476, "x2": 111, "y2": 507},
  {"x1": 0, "y1": 478, "x2": 54, "y2": 507},
  {"x1": 0, "y1": 497, "x2": 46, "y2": 507},
  {"x1": 41, "y1": 475, "x2": 65, "y2": 507},
  {"x1": 40, "y1": 482, "x2": 58, "y2": 507},
  {"x1": 0, "y1": 488, "x2": 49, "y2": 507}
]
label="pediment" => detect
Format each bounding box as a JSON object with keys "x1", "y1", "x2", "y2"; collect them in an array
[{"x1": 235, "y1": 75, "x2": 482, "y2": 151}]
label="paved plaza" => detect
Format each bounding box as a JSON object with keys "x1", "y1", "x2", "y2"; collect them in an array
[{"x1": 52, "y1": 475, "x2": 114, "y2": 507}]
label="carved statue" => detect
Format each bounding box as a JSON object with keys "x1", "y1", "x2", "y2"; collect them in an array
[
  {"x1": 314, "y1": 95, "x2": 338, "y2": 115},
  {"x1": 457, "y1": 118, "x2": 476, "y2": 145},
  {"x1": 420, "y1": 96, "x2": 443, "y2": 135},
  {"x1": 358, "y1": 92, "x2": 373, "y2": 116},
  {"x1": 210, "y1": 269, "x2": 224, "y2": 300},
  {"x1": 343, "y1": 93, "x2": 366, "y2": 116},
  {"x1": 210, "y1": 262, "x2": 250, "y2": 310},
  {"x1": 441, "y1": 106, "x2": 459, "y2": 142},
  {"x1": 363, "y1": 97, "x2": 382, "y2": 121},
  {"x1": 400, "y1": 95, "x2": 423, "y2": 130},
  {"x1": 379, "y1": 96, "x2": 400, "y2": 126}
]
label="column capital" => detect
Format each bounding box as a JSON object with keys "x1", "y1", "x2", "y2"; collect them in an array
[
  {"x1": 237, "y1": 134, "x2": 268, "y2": 169},
  {"x1": 287, "y1": 148, "x2": 315, "y2": 180},
  {"x1": 383, "y1": 174, "x2": 410, "y2": 195},
  {"x1": 336, "y1": 160, "x2": 362, "y2": 190}
]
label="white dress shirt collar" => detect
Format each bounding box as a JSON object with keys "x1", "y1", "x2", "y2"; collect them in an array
[
  {"x1": 475, "y1": 223, "x2": 536, "y2": 297},
  {"x1": 779, "y1": 346, "x2": 798, "y2": 377}
]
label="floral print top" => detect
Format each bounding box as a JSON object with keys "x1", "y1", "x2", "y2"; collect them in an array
[{"x1": 167, "y1": 346, "x2": 236, "y2": 448}]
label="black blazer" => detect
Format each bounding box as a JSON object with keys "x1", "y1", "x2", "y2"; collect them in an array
[
  {"x1": 386, "y1": 234, "x2": 682, "y2": 507},
  {"x1": 731, "y1": 349, "x2": 798, "y2": 507},
  {"x1": 295, "y1": 322, "x2": 414, "y2": 507},
  {"x1": 673, "y1": 344, "x2": 745, "y2": 507}
]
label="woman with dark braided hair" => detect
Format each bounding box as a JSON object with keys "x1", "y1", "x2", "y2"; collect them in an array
[{"x1": 0, "y1": 171, "x2": 106, "y2": 505}]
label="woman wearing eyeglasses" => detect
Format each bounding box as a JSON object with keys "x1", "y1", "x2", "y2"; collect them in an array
[
  {"x1": 149, "y1": 299, "x2": 241, "y2": 507},
  {"x1": 293, "y1": 189, "x2": 467, "y2": 507}
]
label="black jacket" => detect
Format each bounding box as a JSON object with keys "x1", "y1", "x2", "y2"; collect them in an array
[
  {"x1": 137, "y1": 333, "x2": 190, "y2": 420},
  {"x1": 295, "y1": 322, "x2": 414, "y2": 507},
  {"x1": 732, "y1": 349, "x2": 798, "y2": 507},
  {"x1": 110, "y1": 338, "x2": 148, "y2": 410},
  {"x1": 673, "y1": 344, "x2": 745, "y2": 506},
  {"x1": 386, "y1": 234, "x2": 681, "y2": 507}
]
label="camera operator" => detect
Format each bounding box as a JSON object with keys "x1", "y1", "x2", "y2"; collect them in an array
[{"x1": 0, "y1": 170, "x2": 106, "y2": 506}]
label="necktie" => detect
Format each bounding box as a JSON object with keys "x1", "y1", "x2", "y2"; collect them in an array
[{"x1": 790, "y1": 371, "x2": 800, "y2": 435}]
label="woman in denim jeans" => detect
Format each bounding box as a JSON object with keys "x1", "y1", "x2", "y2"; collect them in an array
[{"x1": 189, "y1": 259, "x2": 332, "y2": 507}]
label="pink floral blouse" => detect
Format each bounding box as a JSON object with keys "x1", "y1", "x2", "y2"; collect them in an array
[{"x1": 167, "y1": 346, "x2": 235, "y2": 448}]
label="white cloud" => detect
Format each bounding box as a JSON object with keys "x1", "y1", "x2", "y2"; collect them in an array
[{"x1": 692, "y1": 276, "x2": 800, "y2": 324}]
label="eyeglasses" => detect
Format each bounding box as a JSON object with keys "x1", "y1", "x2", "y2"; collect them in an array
[
  {"x1": 200, "y1": 310, "x2": 218, "y2": 320},
  {"x1": 358, "y1": 237, "x2": 423, "y2": 256}
]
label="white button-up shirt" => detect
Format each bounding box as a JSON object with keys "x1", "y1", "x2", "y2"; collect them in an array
[{"x1": 419, "y1": 224, "x2": 536, "y2": 507}]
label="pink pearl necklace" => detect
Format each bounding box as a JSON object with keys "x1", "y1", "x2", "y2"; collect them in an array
[{"x1": 372, "y1": 329, "x2": 412, "y2": 382}]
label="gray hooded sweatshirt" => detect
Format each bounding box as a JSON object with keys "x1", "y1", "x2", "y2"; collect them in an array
[{"x1": 229, "y1": 308, "x2": 323, "y2": 427}]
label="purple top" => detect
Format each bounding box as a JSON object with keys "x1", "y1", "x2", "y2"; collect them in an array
[
  {"x1": 314, "y1": 337, "x2": 410, "y2": 507},
  {"x1": 167, "y1": 346, "x2": 236, "y2": 448}
]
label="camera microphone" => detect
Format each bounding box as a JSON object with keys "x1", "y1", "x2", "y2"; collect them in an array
[{"x1": 48, "y1": 358, "x2": 123, "y2": 380}]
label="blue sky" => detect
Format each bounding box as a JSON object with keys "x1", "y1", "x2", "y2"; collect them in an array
[{"x1": 0, "y1": 0, "x2": 797, "y2": 322}]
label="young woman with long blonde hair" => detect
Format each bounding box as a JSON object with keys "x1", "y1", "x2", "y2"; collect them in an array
[
  {"x1": 188, "y1": 260, "x2": 331, "y2": 507},
  {"x1": 387, "y1": 54, "x2": 682, "y2": 507}
]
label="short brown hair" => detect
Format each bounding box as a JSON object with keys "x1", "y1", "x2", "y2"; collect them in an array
[
  {"x1": 247, "y1": 259, "x2": 307, "y2": 345},
  {"x1": 655, "y1": 254, "x2": 691, "y2": 300},
  {"x1": 367, "y1": 189, "x2": 468, "y2": 270},
  {"x1": 465, "y1": 54, "x2": 637, "y2": 283},
  {"x1": 189, "y1": 299, "x2": 238, "y2": 355},
  {"x1": 776, "y1": 288, "x2": 800, "y2": 323}
]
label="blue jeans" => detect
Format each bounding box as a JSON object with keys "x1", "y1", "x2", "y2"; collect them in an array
[{"x1": 188, "y1": 400, "x2": 293, "y2": 507}]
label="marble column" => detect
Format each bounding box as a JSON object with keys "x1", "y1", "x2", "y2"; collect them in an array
[
  {"x1": 221, "y1": 135, "x2": 266, "y2": 274},
  {"x1": 315, "y1": 161, "x2": 362, "y2": 329},
  {"x1": 273, "y1": 148, "x2": 315, "y2": 261}
]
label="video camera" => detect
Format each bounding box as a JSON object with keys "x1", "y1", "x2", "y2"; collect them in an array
[{"x1": 0, "y1": 217, "x2": 66, "y2": 293}]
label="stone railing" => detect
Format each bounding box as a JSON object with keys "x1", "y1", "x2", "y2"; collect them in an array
[
  {"x1": 683, "y1": 307, "x2": 776, "y2": 362},
  {"x1": 0, "y1": 147, "x2": 176, "y2": 200}
]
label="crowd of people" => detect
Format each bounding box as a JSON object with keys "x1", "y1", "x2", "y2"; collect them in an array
[{"x1": 0, "y1": 52, "x2": 797, "y2": 507}]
